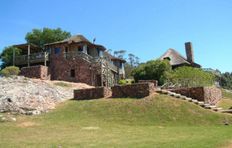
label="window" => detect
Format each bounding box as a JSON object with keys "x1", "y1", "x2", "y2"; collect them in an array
[
  {"x1": 54, "y1": 48, "x2": 61, "y2": 54},
  {"x1": 70, "y1": 69, "x2": 75, "y2": 78},
  {"x1": 87, "y1": 47, "x2": 90, "y2": 55},
  {"x1": 78, "y1": 46, "x2": 83, "y2": 52},
  {"x1": 65, "y1": 47, "x2": 69, "y2": 53},
  {"x1": 164, "y1": 57, "x2": 171, "y2": 61}
]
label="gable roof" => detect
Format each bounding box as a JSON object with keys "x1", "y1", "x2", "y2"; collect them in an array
[{"x1": 160, "y1": 48, "x2": 191, "y2": 66}]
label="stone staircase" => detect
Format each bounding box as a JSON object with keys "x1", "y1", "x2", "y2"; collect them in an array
[{"x1": 156, "y1": 89, "x2": 229, "y2": 113}]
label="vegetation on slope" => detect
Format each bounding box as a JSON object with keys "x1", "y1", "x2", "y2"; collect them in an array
[
  {"x1": 217, "y1": 89, "x2": 232, "y2": 109},
  {"x1": 0, "y1": 95, "x2": 232, "y2": 147}
]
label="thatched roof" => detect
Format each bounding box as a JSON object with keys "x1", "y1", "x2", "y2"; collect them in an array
[
  {"x1": 160, "y1": 48, "x2": 200, "y2": 67},
  {"x1": 111, "y1": 57, "x2": 126, "y2": 63},
  {"x1": 44, "y1": 35, "x2": 90, "y2": 46},
  {"x1": 44, "y1": 35, "x2": 106, "y2": 51}
]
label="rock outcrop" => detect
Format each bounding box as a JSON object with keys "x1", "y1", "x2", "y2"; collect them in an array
[{"x1": 0, "y1": 76, "x2": 92, "y2": 115}]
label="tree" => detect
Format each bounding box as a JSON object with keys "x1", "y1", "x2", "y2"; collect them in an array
[
  {"x1": 25, "y1": 27, "x2": 71, "y2": 48},
  {"x1": 0, "y1": 46, "x2": 22, "y2": 69},
  {"x1": 167, "y1": 66, "x2": 215, "y2": 87},
  {"x1": 113, "y1": 50, "x2": 126, "y2": 59},
  {"x1": 128, "y1": 53, "x2": 135, "y2": 67},
  {"x1": 221, "y1": 72, "x2": 232, "y2": 89},
  {"x1": 132, "y1": 60, "x2": 172, "y2": 85}
]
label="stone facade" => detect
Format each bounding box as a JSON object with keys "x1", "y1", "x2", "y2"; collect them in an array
[
  {"x1": 20, "y1": 65, "x2": 50, "y2": 80},
  {"x1": 138, "y1": 80, "x2": 158, "y2": 87},
  {"x1": 74, "y1": 87, "x2": 112, "y2": 100},
  {"x1": 169, "y1": 86, "x2": 222, "y2": 105},
  {"x1": 47, "y1": 42, "x2": 119, "y2": 87},
  {"x1": 112, "y1": 83, "x2": 156, "y2": 98},
  {"x1": 15, "y1": 35, "x2": 125, "y2": 87}
]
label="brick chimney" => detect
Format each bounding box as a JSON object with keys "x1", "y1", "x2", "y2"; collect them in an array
[{"x1": 185, "y1": 42, "x2": 194, "y2": 63}]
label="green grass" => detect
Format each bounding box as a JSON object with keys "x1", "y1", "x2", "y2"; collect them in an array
[
  {"x1": 217, "y1": 89, "x2": 232, "y2": 109},
  {"x1": 53, "y1": 82, "x2": 72, "y2": 87},
  {"x1": 1, "y1": 95, "x2": 232, "y2": 148}
]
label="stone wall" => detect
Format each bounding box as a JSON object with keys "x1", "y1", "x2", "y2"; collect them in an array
[
  {"x1": 74, "y1": 87, "x2": 112, "y2": 100},
  {"x1": 20, "y1": 65, "x2": 50, "y2": 80},
  {"x1": 112, "y1": 83, "x2": 156, "y2": 98},
  {"x1": 169, "y1": 86, "x2": 222, "y2": 105},
  {"x1": 138, "y1": 80, "x2": 158, "y2": 87}
]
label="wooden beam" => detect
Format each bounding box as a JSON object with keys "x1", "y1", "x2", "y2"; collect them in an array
[
  {"x1": 12, "y1": 48, "x2": 15, "y2": 66},
  {"x1": 44, "y1": 52, "x2": 47, "y2": 66},
  {"x1": 27, "y1": 44, "x2": 30, "y2": 67}
]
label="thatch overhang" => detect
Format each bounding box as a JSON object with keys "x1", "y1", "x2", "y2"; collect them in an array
[
  {"x1": 160, "y1": 48, "x2": 201, "y2": 68},
  {"x1": 44, "y1": 35, "x2": 106, "y2": 51},
  {"x1": 111, "y1": 57, "x2": 126, "y2": 63}
]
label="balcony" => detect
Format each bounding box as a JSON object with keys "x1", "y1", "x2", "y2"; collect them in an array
[
  {"x1": 64, "y1": 51, "x2": 118, "y2": 72},
  {"x1": 15, "y1": 52, "x2": 49, "y2": 66}
]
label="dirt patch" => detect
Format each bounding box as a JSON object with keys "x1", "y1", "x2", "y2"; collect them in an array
[
  {"x1": 81, "y1": 127, "x2": 100, "y2": 130},
  {"x1": 17, "y1": 121, "x2": 38, "y2": 128}
]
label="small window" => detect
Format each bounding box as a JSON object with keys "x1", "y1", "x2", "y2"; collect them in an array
[
  {"x1": 54, "y1": 48, "x2": 61, "y2": 54},
  {"x1": 78, "y1": 46, "x2": 83, "y2": 52},
  {"x1": 87, "y1": 47, "x2": 90, "y2": 55},
  {"x1": 70, "y1": 69, "x2": 75, "y2": 78},
  {"x1": 164, "y1": 57, "x2": 171, "y2": 61},
  {"x1": 65, "y1": 47, "x2": 69, "y2": 53}
]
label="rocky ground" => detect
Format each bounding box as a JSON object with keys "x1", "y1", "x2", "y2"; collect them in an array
[{"x1": 0, "y1": 76, "x2": 93, "y2": 115}]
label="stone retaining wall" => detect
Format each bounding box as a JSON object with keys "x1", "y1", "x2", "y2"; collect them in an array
[
  {"x1": 20, "y1": 65, "x2": 50, "y2": 80},
  {"x1": 138, "y1": 80, "x2": 158, "y2": 87},
  {"x1": 112, "y1": 83, "x2": 156, "y2": 98},
  {"x1": 74, "y1": 87, "x2": 112, "y2": 100},
  {"x1": 169, "y1": 87, "x2": 222, "y2": 105}
]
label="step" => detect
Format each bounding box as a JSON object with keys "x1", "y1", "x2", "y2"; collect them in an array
[
  {"x1": 213, "y1": 107, "x2": 223, "y2": 112},
  {"x1": 192, "y1": 99, "x2": 198, "y2": 104},
  {"x1": 203, "y1": 104, "x2": 211, "y2": 109},
  {"x1": 209, "y1": 105, "x2": 217, "y2": 109},
  {"x1": 173, "y1": 94, "x2": 181, "y2": 98},
  {"x1": 221, "y1": 109, "x2": 232, "y2": 113},
  {"x1": 185, "y1": 97, "x2": 192, "y2": 101},
  {"x1": 198, "y1": 101, "x2": 205, "y2": 106},
  {"x1": 179, "y1": 95, "x2": 187, "y2": 99},
  {"x1": 168, "y1": 92, "x2": 177, "y2": 96},
  {"x1": 161, "y1": 90, "x2": 169, "y2": 94}
]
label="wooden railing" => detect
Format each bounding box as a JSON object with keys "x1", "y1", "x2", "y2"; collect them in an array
[
  {"x1": 15, "y1": 52, "x2": 49, "y2": 65},
  {"x1": 64, "y1": 51, "x2": 118, "y2": 72}
]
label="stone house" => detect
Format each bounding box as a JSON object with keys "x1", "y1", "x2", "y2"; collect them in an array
[
  {"x1": 13, "y1": 35, "x2": 126, "y2": 87},
  {"x1": 160, "y1": 42, "x2": 201, "y2": 69}
]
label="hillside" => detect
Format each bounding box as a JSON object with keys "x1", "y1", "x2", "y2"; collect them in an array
[{"x1": 1, "y1": 94, "x2": 232, "y2": 147}]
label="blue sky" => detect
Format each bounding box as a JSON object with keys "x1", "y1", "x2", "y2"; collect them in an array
[{"x1": 0, "y1": 0, "x2": 232, "y2": 72}]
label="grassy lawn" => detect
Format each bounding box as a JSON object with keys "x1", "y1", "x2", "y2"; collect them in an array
[
  {"x1": 1, "y1": 94, "x2": 232, "y2": 148},
  {"x1": 217, "y1": 89, "x2": 232, "y2": 109}
]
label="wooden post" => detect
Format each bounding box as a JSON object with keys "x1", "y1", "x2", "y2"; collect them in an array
[
  {"x1": 44, "y1": 52, "x2": 47, "y2": 66},
  {"x1": 12, "y1": 48, "x2": 15, "y2": 66},
  {"x1": 27, "y1": 44, "x2": 30, "y2": 67},
  {"x1": 101, "y1": 59, "x2": 104, "y2": 87}
]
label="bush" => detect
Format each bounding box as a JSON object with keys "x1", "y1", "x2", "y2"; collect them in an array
[
  {"x1": 0, "y1": 66, "x2": 20, "y2": 77},
  {"x1": 132, "y1": 60, "x2": 172, "y2": 85},
  {"x1": 167, "y1": 66, "x2": 215, "y2": 87},
  {"x1": 118, "y1": 79, "x2": 134, "y2": 85}
]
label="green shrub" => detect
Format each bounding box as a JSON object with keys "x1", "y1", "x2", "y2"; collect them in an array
[
  {"x1": 167, "y1": 66, "x2": 215, "y2": 87},
  {"x1": 132, "y1": 60, "x2": 172, "y2": 85},
  {"x1": 118, "y1": 79, "x2": 128, "y2": 85},
  {"x1": 118, "y1": 79, "x2": 135, "y2": 85},
  {"x1": 0, "y1": 66, "x2": 20, "y2": 77}
]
